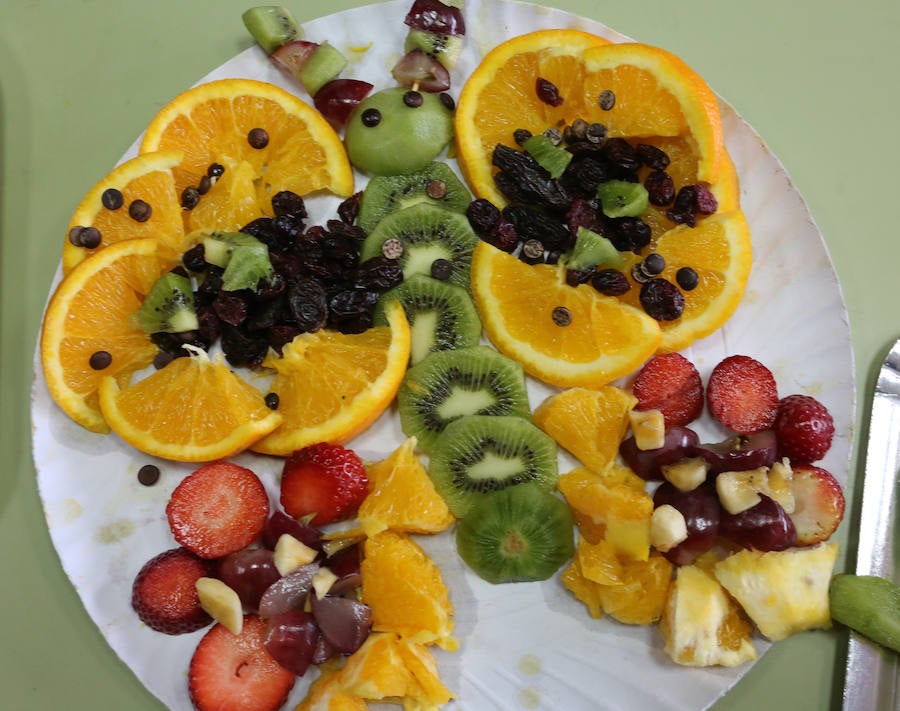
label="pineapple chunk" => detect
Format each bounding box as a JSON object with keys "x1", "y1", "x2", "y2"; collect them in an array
[
  {"x1": 273, "y1": 532, "x2": 318, "y2": 576},
  {"x1": 651, "y1": 504, "x2": 688, "y2": 552},
  {"x1": 767, "y1": 458, "x2": 795, "y2": 513},
  {"x1": 716, "y1": 468, "x2": 764, "y2": 514},
  {"x1": 629, "y1": 408, "x2": 666, "y2": 450},
  {"x1": 661, "y1": 457, "x2": 709, "y2": 492},
  {"x1": 713, "y1": 542, "x2": 838, "y2": 640},
  {"x1": 661, "y1": 565, "x2": 757, "y2": 667}
]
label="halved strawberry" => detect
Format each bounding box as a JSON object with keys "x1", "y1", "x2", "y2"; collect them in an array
[
  {"x1": 706, "y1": 355, "x2": 779, "y2": 434},
  {"x1": 788, "y1": 464, "x2": 845, "y2": 545},
  {"x1": 632, "y1": 352, "x2": 703, "y2": 427},
  {"x1": 131, "y1": 547, "x2": 213, "y2": 635},
  {"x1": 166, "y1": 461, "x2": 270, "y2": 559},
  {"x1": 775, "y1": 394, "x2": 835, "y2": 463},
  {"x1": 189, "y1": 615, "x2": 295, "y2": 711},
  {"x1": 280, "y1": 443, "x2": 368, "y2": 526}
]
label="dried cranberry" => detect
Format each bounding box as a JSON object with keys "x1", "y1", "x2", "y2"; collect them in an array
[
  {"x1": 182, "y1": 244, "x2": 207, "y2": 272},
  {"x1": 695, "y1": 183, "x2": 718, "y2": 215},
  {"x1": 489, "y1": 220, "x2": 519, "y2": 252},
  {"x1": 502, "y1": 204, "x2": 572, "y2": 251},
  {"x1": 640, "y1": 278, "x2": 685, "y2": 321},
  {"x1": 536, "y1": 77, "x2": 563, "y2": 106},
  {"x1": 667, "y1": 185, "x2": 699, "y2": 227},
  {"x1": 564, "y1": 198, "x2": 604, "y2": 237},
  {"x1": 213, "y1": 291, "x2": 249, "y2": 327},
  {"x1": 645, "y1": 170, "x2": 676, "y2": 206},
  {"x1": 221, "y1": 328, "x2": 268, "y2": 368},
  {"x1": 566, "y1": 267, "x2": 595, "y2": 286}
]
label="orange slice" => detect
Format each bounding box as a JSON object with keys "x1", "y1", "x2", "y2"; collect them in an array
[
  {"x1": 140, "y1": 77, "x2": 354, "y2": 233},
  {"x1": 454, "y1": 29, "x2": 612, "y2": 206},
  {"x1": 250, "y1": 300, "x2": 411, "y2": 456},
  {"x1": 618, "y1": 210, "x2": 752, "y2": 352},
  {"x1": 470, "y1": 240, "x2": 661, "y2": 388},
  {"x1": 40, "y1": 238, "x2": 169, "y2": 433},
  {"x1": 98, "y1": 345, "x2": 283, "y2": 462},
  {"x1": 62, "y1": 150, "x2": 186, "y2": 275}
]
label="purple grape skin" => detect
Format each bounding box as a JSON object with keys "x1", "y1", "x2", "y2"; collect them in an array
[
  {"x1": 217, "y1": 548, "x2": 281, "y2": 613},
  {"x1": 694, "y1": 430, "x2": 778, "y2": 474},
  {"x1": 264, "y1": 609, "x2": 320, "y2": 676},
  {"x1": 653, "y1": 481, "x2": 722, "y2": 566},
  {"x1": 719, "y1": 494, "x2": 797, "y2": 551},
  {"x1": 619, "y1": 426, "x2": 700, "y2": 481}
]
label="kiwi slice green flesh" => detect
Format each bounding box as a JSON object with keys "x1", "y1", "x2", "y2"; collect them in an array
[
  {"x1": 829, "y1": 574, "x2": 900, "y2": 652},
  {"x1": 357, "y1": 162, "x2": 472, "y2": 234},
  {"x1": 360, "y1": 203, "x2": 478, "y2": 291},
  {"x1": 134, "y1": 271, "x2": 199, "y2": 334},
  {"x1": 404, "y1": 29, "x2": 464, "y2": 70},
  {"x1": 565, "y1": 226, "x2": 623, "y2": 271},
  {"x1": 201, "y1": 231, "x2": 265, "y2": 268},
  {"x1": 455, "y1": 483, "x2": 574, "y2": 584},
  {"x1": 523, "y1": 134, "x2": 572, "y2": 179},
  {"x1": 300, "y1": 41, "x2": 348, "y2": 97},
  {"x1": 596, "y1": 179, "x2": 649, "y2": 218},
  {"x1": 242, "y1": 6, "x2": 301, "y2": 54},
  {"x1": 221, "y1": 244, "x2": 274, "y2": 292},
  {"x1": 427, "y1": 415, "x2": 559, "y2": 518},
  {"x1": 398, "y1": 346, "x2": 530, "y2": 453},
  {"x1": 374, "y1": 274, "x2": 481, "y2": 364}
]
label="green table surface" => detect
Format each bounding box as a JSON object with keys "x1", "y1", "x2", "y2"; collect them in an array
[{"x1": 2, "y1": 0, "x2": 897, "y2": 709}]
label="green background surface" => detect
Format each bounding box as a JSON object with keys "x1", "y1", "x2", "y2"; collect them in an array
[{"x1": 1, "y1": 0, "x2": 897, "y2": 709}]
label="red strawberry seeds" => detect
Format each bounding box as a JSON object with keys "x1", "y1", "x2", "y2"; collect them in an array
[
  {"x1": 131, "y1": 547, "x2": 213, "y2": 635},
  {"x1": 632, "y1": 352, "x2": 704, "y2": 427},
  {"x1": 774, "y1": 394, "x2": 835, "y2": 463},
  {"x1": 189, "y1": 615, "x2": 295, "y2": 711},
  {"x1": 280, "y1": 443, "x2": 369, "y2": 526},
  {"x1": 166, "y1": 461, "x2": 270, "y2": 559},
  {"x1": 706, "y1": 355, "x2": 779, "y2": 434}
]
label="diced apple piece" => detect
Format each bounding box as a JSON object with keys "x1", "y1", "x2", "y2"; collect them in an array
[
  {"x1": 651, "y1": 504, "x2": 688, "y2": 552},
  {"x1": 630, "y1": 408, "x2": 666, "y2": 450},
  {"x1": 274, "y1": 533, "x2": 318, "y2": 576},
  {"x1": 312, "y1": 566, "x2": 339, "y2": 599},
  {"x1": 195, "y1": 577, "x2": 243, "y2": 635},
  {"x1": 716, "y1": 469, "x2": 763, "y2": 514},
  {"x1": 661, "y1": 456, "x2": 708, "y2": 492}
]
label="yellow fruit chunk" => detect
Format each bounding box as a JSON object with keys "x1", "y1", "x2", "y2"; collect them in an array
[
  {"x1": 562, "y1": 556, "x2": 605, "y2": 619},
  {"x1": 140, "y1": 77, "x2": 354, "y2": 233},
  {"x1": 454, "y1": 29, "x2": 612, "y2": 206},
  {"x1": 296, "y1": 664, "x2": 368, "y2": 711},
  {"x1": 713, "y1": 543, "x2": 838, "y2": 641},
  {"x1": 40, "y1": 238, "x2": 169, "y2": 433},
  {"x1": 660, "y1": 565, "x2": 756, "y2": 667},
  {"x1": 470, "y1": 241, "x2": 661, "y2": 388},
  {"x1": 576, "y1": 538, "x2": 624, "y2": 586},
  {"x1": 195, "y1": 577, "x2": 243, "y2": 635},
  {"x1": 361, "y1": 531, "x2": 456, "y2": 650},
  {"x1": 62, "y1": 150, "x2": 187, "y2": 274},
  {"x1": 357, "y1": 437, "x2": 455, "y2": 538},
  {"x1": 98, "y1": 345, "x2": 282, "y2": 461},
  {"x1": 533, "y1": 386, "x2": 637, "y2": 474},
  {"x1": 251, "y1": 300, "x2": 411, "y2": 456}
]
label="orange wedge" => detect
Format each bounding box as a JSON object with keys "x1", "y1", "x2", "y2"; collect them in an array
[
  {"x1": 62, "y1": 150, "x2": 186, "y2": 275},
  {"x1": 470, "y1": 240, "x2": 661, "y2": 388},
  {"x1": 140, "y1": 77, "x2": 354, "y2": 233},
  {"x1": 250, "y1": 300, "x2": 411, "y2": 456},
  {"x1": 98, "y1": 346, "x2": 283, "y2": 462},
  {"x1": 40, "y1": 238, "x2": 170, "y2": 433}
]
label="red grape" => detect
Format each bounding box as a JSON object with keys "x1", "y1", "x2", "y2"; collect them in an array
[
  {"x1": 391, "y1": 49, "x2": 451, "y2": 92},
  {"x1": 404, "y1": 0, "x2": 466, "y2": 35},
  {"x1": 653, "y1": 481, "x2": 721, "y2": 565},
  {"x1": 217, "y1": 548, "x2": 281, "y2": 613},
  {"x1": 264, "y1": 609, "x2": 320, "y2": 676},
  {"x1": 620, "y1": 426, "x2": 699, "y2": 481},
  {"x1": 310, "y1": 595, "x2": 372, "y2": 654},
  {"x1": 258, "y1": 563, "x2": 320, "y2": 619},
  {"x1": 314, "y1": 79, "x2": 374, "y2": 130},
  {"x1": 262, "y1": 510, "x2": 322, "y2": 552},
  {"x1": 719, "y1": 494, "x2": 797, "y2": 551},
  {"x1": 270, "y1": 40, "x2": 320, "y2": 82},
  {"x1": 694, "y1": 430, "x2": 778, "y2": 474}
]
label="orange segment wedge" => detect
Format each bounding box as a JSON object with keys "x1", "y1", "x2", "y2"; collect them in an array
[
  {"x1": 250, "y1": 299, "x2": 411, "y2": 456},
  {"x1": 62, "y1": 150, "x2": 186, "y2": 274},
  {"x1": 98, "y1": 345, "x2": 283, "y2": 462},
  {"x1": 470, "y1": 240, "x2": 661, "y2": 388},
  {"x1": 140, "y1": 77, "x2": 354, "y2": 233},
  {"x1": 40, "y1": 238, "x2": 169, "y2": 433}
]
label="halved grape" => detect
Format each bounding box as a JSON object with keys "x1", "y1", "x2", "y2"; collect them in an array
[
  {"x1": 258, "y1": 562, "x2": 320, "y2": 619},
  {"x1": 653, "y1": 481, "x2": 721, "y2": 565},
  {"x1": 270, "y1": 40, "x2": 320, "y2": 82},
  {"x1": 262, "y1": 510, "x2": 322, "y2": 551},
  {"x1": 217, "y1": 547, "x2": 281, "y2": 613},
  {"x1": 620, "y1": 426, "x2": 700, "y2": 481},
  {"x1": 391, "y1": 49, "x2": 451, "y2": 92},
  {"x1": 719, "y1": 494, "x2": 797, "y2": 551},
  {"x1": 314, "y1": 79, "x2": 374, "y2": 130},
  {"x1": 310, "y1": 595, "x2": 372, "y2": 654},
  {"x1": 265, "y1": 609, "x2": 320, "y2": 676},
  {"x1": 694, "y1": 430, "x2": 778, "y2": 474},
  {"x1": 404, "y1": 0, "x2": 466, "y2": 35}
]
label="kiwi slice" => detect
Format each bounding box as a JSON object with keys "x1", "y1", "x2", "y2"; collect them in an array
[
  {"x1": 427, "y1": 415, "x2": 559, "y2": 518},
  {"x1": 456, "y1": 483, "x2": 574, "y2": 584},
  {"x1": 357, "y1": 162, "x2": 472, "y2": 234},
  {"x1": 360, "y1": 203, "x2": 478, "y2": 291},
  {"x1": 201, "y1": 232, "x2": 274, "y2": 291},
  {"x1": 830, "y1": 574, "x2": 900, "y2": 653},
  {"x1": 300, "y1": 41, "x2": 348, "y2": 97},
  {"x1": 134, "y1": 271, "x2": 199, "y2": 334},
  {"x1": 242, "y1": 6, "x2": 301, "y2": 54},
  {"x1": 374, "y1": 275, "x2": 481, "y2": 364},
  {"x1": 596, "y1": 179, "x2": 649, "y2": 218},
  {"x1": 404, "y1": 29, "x2": 464, "y2": 70},
  {"x1": 398, "y1": 346, "x2": 530, "y2": 453},
  {"x1": 522, "y1": 134, "x2": 572, "y2": 179},
  {"x1": 564, "y1": 226, "x2": 623, "y2": 271}
]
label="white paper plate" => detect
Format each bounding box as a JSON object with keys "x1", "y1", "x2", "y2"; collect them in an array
[{"x1": 31, "y1": 1, "x2": 855, "y2": 709}]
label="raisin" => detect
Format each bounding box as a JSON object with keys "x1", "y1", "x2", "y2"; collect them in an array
[
  {"x1": 329, "y1": 289, "x2": 377, "y2": 319},
  {"x1": 599, "y1": 138, "x2": 640, "y2": 172},
  {"x1": 287, "y1": 277, "x2": 328, "y2": 332},
  {"x1": 213, "y1": 291, "x2": 249, "y2": 327},
  {"x1": 221, "y1": 327, "x2": 268, "y2": 368},
  {"x1": 337, "y1": 192, "x2": 362, "y2": 225},
  {"x1": 667, "y1": 185, "x2": 699, "y2": 227},
  {"x1": 607, "y1": 217, "x2": 651, "y2": 253},
  {"x1": 592, "y1": 268, "x2": 631, "y2": 296},
  {"x1": 513, "y1": 128, "x2": 533, "y2": 146},
  {"x1": 272, "y1": 190, "x2": 307, "y2": 218},
  {"x1": 564, "y1": 198, "x2": 604, "y2": 238},
  {"x1": 645, "y1": 170, "x2": 676, "y2": 206},
  {"x1": 466, "y1": 198, "x2": 501, "y2": 234},
  {"x1": 182, "y1": 244, "x2": 207, "y2": 272},
  {"x1": 566, "y1": 267, "x2": 595, "y2": 286},
  {"x1": 491, "y1": 144, "x2": 572, "y2": 211},
  {"x1": 502, "y1": 204, "x2": 572, "y2": 251},
  {"x1": 356, "y1": 256, "x2": 403, "y2": 291},
  {"x1": 489, "y1": 221, "x2": 519, "y2": 252},
  {"x1": 636, "y1": 143, "x2": 670, "y2": 170},
  {"x1": 640, "y1": 278, "x2": 685, "y2": 321},
  {"x1": 536, "y1": 77, "x2": 564, "y2": 106}
]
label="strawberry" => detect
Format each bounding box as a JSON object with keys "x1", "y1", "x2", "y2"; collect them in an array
[
  {"x1": 774, "y1": 394, "x2": 835, "y2": 463},
  {"x1": 280, "y1": 443, "x2": 368, "y2": 526},
  {"x1": 166, "y1": 461, "x2": 270, "y2": 560},
  {"x1": 632, "y1": 352, "x2": 704, "y2": 427},
  {"x1": 788, "y1": 464, "x2": 845, "y2": 545},
  {"x1": 706, "y1": 355, "x2": 779, "y2": 434},
  {"x1": 131, "y1": 547, "x2": 213, "y2": 635},
  {"x1": 188, "y1": 615, "x2": 295, "y2": 711}
]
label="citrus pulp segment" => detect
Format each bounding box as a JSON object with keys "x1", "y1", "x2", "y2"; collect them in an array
[
  {"x1": 139, "y1": 77, "x2": 354, "y2": 233},
  {"x1": 62, "y1": 150, "x2": 186, "y2": 275},
  {"x1": 40, "y1": 238, "x2": 170, "y2": 433},
  {"x1": 98, "y1": 346, "x2": 283, "y2": 462},
  {"x1": 470, "y1": 240, "x2": 662, "y2": 388},
  {"x1": 250, "y1": 299, "x2": 411, "y2": 456}
]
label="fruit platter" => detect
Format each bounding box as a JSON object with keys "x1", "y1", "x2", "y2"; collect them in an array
[{"x1": 30, "y1": 0, "x2": 859, "y2": 710}]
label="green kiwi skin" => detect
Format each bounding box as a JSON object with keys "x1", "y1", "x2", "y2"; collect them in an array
[
  {"x1": 829, "y1": 574, "x2": 900, "y2": 652},
  {"x1": 427, "y1": 415, "x2": 559, "y2": 518},
  {"x1": 357, "y1": 162, "x2": 472, "y2": 234},
  {"x1": 373, "y1": 275, "x2": 481, "y2": 365},
  {"x1": 360, "y1": 203, "x2": 479, "y2": 292},
  {"x1": 398, "y1": 346, "x2": 530, "y2": 454},
  {"x1": 242, "y1": 6, "x2": 301, "y2": 54},
  {"x1": 455, "y1": 483, "x2": 575, "y2": 584},
  {"x1": 134, "y1": 271, "x2": 199, "y2": 334}
]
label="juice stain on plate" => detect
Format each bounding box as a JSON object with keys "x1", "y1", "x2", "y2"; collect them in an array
[
  {"x1": 518, "y1": 653, "x2": 541, "y2": 675},
  {"x1": 45, "y1": 498, "x2": 84, "y2": 528},
  {"x1": 518, "y1": 686, "x2": 541, "y2": 709},
  {"x1": 95, "y1": 518, "x2": 135, "y2": 543}
]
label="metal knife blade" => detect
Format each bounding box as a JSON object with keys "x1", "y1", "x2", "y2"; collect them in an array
[{"x1": 842, "y1": 338, "x2": 900, "y2": 710}]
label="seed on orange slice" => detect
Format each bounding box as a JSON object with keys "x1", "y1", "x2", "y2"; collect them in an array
[
  {"x1": 618, "y1": 210, "x2": 752, "y2": 352},
  {"x1": 470, "y1": 240, "x2": 661, "y2": 388},
  {"x1": 62, "y1": 150, "x2": 187, "y2": 275},
  {"x1": 250, "y1": 299, "x2": 411, "y2": 456},
  {"x1": 40, "y1": 238, "x2": 170, "y2": 433},
  {"x1": 98, "y1": 345, "x2": 282, "y2": 462},
  {"x1": 140, "y1": 77, "x2": 354, "y2": 233}
]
